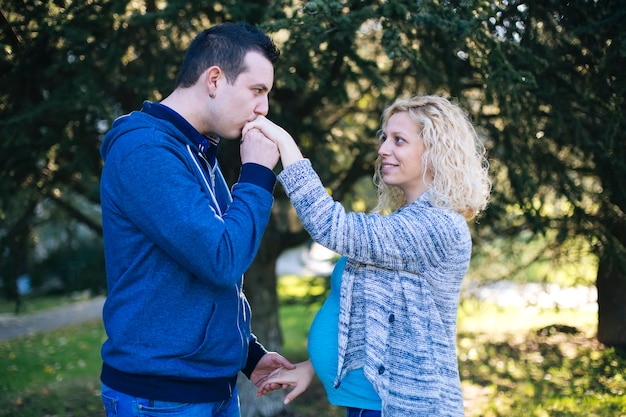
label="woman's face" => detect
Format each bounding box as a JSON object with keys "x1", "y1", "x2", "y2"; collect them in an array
[{"x1": 378, "y1": 111, "x2": 429, "y2": 203}]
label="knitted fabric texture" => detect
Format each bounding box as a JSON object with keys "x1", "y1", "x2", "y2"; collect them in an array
[{"x1": 278, "y1": 159, "x2": 469, "y2": 417}]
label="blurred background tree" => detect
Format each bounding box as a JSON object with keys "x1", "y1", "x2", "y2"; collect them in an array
[{"x1": 1, "y1": 0, "x2": 624, "y2": 412}]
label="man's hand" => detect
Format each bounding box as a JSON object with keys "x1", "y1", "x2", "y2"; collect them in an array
[
  {"x1": 240, "y1": 127, "x2": 279, "y2": 169},
  {"x1": 250, "y1": 352, "x2": 296, "y2": 388}
]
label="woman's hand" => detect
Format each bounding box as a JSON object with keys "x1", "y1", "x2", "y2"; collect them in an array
[
  {"x1": 243, "y1": 116, "x2": 291, "y2": 146},
  {"x1": 243, "y1": 117, "x2": 304, "y2": 168},
  {"x1": 249, "y1": 352, "x2": 296, "y2": 388},
  {"x1": 256, "y1": 359, "x2": 316, "y2": 404}
]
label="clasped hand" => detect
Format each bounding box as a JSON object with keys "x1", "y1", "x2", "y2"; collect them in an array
[
  {"x1": 239, "y1": 126, "x2": 279, "y2": 169},
  {"x1": 255, "y1": 359, "x2": 315, "y2": 405},
  {"x1": 243, "y1": 116, "x2": 291, "y2": 147},
  {"x1": 243, "y1": 116, "x2": 303, "y2": 168}
]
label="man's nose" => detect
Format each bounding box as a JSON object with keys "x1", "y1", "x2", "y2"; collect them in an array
[{"x1": 255, "y1": 96, "x2": 269, "y2": 116}]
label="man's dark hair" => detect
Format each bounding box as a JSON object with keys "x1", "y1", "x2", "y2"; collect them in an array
[{"x1": 174, "y1": 22, "x2": 280, "y2": 88}]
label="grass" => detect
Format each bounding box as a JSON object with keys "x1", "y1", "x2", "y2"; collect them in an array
[
  {"x1": 456, "y1": 316, "x2": 626, "y2": 416},
  {"x1": 0, "y1": 319, "x2": 105, "y2": 416},
  {"x1": 279, "y1": 295, "x2": 626, "y2": 417},
  {"x1": 1, "y1": 285, "x2": 625, "y2": 417}
]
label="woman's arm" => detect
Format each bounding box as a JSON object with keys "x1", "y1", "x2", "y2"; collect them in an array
[{"x1": 244, "y1": 117, "x2": 458, "y2": 271}]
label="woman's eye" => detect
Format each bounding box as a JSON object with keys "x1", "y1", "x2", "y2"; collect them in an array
[{"x1": 395, "y1": 136, "x2": 406, "y2": 143}]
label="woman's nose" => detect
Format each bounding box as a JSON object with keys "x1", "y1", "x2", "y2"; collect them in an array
[{"x1": 378, "y1": 140, "x2": 390, "y2": 156}]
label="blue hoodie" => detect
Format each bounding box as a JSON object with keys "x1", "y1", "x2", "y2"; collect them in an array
[{"x1": 99, "y1": 102, "x2": 275, "y2": 402}]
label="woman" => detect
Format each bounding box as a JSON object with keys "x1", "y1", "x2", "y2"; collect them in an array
[{"x1": 246, "y1": 95, "x2": 491, "y2": 416}]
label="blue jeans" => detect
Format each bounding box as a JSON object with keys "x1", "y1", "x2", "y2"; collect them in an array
[
  {"x1": 101, "y1": 383, "x2": 240, "y2": 417},
  {"x1": 346, "y1": 407, "x2": 381, "y2": 417}
]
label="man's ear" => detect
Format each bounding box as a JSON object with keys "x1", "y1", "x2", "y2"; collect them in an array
[{"x1": 205, "y1": 66, "x2": 221, "y2": 97}]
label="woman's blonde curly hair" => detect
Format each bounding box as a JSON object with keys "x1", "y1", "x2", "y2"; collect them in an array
[{"x1": 373, "y1": 95, "x2": 491, "y2": 219}]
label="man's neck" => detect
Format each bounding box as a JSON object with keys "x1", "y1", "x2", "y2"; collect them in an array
[{"x1": 161, "y1": 88, "x2": 207, "y2": 134}]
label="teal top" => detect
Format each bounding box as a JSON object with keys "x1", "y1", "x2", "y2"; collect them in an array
[{"x1": 308, "y1": 256, "x2": 382, "y2": 410}]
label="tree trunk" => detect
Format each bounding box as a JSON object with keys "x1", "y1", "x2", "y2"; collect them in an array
[
  {"x1": 217, "y1": 121, "x2": 302, "y2": 416},
  {"x1": 596, "y1": 253, "x2": 626, "y2": 348},
  {"x1": 238, "y1": 235, "x2": 289, "y2": 416},
  {"x1": 245, "y1": 243, "x2": 284, "y2": 352}
]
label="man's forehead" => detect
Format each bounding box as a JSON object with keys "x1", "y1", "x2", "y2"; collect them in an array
[{"x1": 238, "y1": 52, "x2": 274, "y2": 88}]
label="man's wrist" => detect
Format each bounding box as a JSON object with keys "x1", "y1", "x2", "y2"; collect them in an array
[{"x1": 239, "y1": 163, "x2": 276, "y2": 193}]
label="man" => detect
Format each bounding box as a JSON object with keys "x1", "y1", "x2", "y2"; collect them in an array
[{"x1": 99, "y1": 22, "x2": 294, "y2": 417}]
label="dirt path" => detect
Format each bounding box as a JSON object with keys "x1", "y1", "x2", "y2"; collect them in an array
[{"x1": 0, "y1": 295, "x2": 105, "y2": 341}]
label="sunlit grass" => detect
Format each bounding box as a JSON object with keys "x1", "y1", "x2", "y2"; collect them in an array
[
  {"x1": 0, "y1": 320, "x2": 105, "y2": 390},
  {"x1": 277, "y1": 274, "x2": 328, "y2": 301},
  {"x1": 459, "y1": 329, "x2": 626, "y2": 417},
  {"x1": 0, "y1": 277, "x2": 624, "y2": 417},
  {"x1": 458, "y1": 298, "x2": 597, "y2": 337},
  {"x1": 279, "y1": 303, "x2": 319, "y2": 362},
  {"x1": 0, "y1": 320, "x2": 105, "y2": 416},
  {"x1": 277, "y1": 275, "x2": 626, "y2": 417},
  {"x1": 455, "y1": 297, "x2": 625, "y2": 417}
]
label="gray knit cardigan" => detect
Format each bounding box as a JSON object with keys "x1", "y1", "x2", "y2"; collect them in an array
[{"x1": 278, "y1": 159, "x2": 469, "y2": 416}]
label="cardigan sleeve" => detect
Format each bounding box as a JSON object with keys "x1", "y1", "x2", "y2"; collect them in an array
[{"x1": 278, "y1": 159, "x2": 467, "y2": 273}]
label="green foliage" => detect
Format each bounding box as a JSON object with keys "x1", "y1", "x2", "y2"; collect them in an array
[
  {"x1": 474, "y1": 0, "x2": 626, "y2": 259},
  {"x1": 458, "y1": 329, "x2": 626, "y2": 417},
  {"x1": 1, "y1": 0, "x2": 625, "y2": 345},
  {"x1": 31, "y1": 241, "x2": 106, "y2": 295},
  {"x1": 468, "y1": 229, "x2": 598, "y2": 287}
]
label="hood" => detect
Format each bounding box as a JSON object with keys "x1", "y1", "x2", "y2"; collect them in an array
[
  {"x1": 101, "y1": 111, "x2": 149, "y2": 162},
  {"x1": 101, "y1": 102, "x2": 209, "y2": 163}
]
